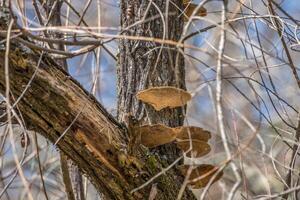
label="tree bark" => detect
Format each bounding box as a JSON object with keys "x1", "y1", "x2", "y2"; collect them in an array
[
  {"x1": 0, "y1": 3, "x2": 195, "y2": 200},
  {"x1": 41, "y1": 1, "x2": 85, "y2": 199},
  {"x1": 118, "y1": 0, "x2": 194, "y2": 199},
  {"x1": 118, "y1": 0, "x2": 186, "y2": 161}
]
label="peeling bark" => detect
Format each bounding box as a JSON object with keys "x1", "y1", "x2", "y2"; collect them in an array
[
  {"x1": 0, "y1": 43, "x2": 130, "y2": 199},
  {"x1": 0, "y1": 5, "x2": 195, "y2": 199}
]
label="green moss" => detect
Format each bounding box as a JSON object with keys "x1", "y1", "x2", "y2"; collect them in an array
[
  {"x1": 146, "y1": 155, "x2": 160, "y2": 174},
  {"x1": 107, "y1": 178, "x2": 128, "y2": 199},
  {"x1": 9, "y1": 48, "x2": 30, "y2": 70},
  {"x1": 117, "y1": 152, "x2": 127, "y2": 167}
]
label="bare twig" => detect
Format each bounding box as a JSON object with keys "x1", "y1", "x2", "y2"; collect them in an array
[
  {"x1": 214, "y1": 1, "x2": 241, "y2": 200},
  {"x1": 5, "y1": 18, "x2": 34, "y2": 200}
]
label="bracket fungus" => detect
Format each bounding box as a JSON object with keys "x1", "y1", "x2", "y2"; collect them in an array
[
  {"x1": 175, "y1": 127, "x2": 212, "y2": 157},
  {"x1": 136, "y1": 122, "x2": 222, "y2": 187},
  {"x1": 176, "y1": 140, "x2": 211, "y2": 157},
  {"x1": 179, "y1": 164, "x2": 223, "y2": 189},
  {"x1": 174, "y1": 126, "x2": 211, "y2": 142},
  {"x1": 138, "y1": 124, "x2": 213, "y2": 156},
  {"x1": 136, "y1": 86, "x2": 192, "y2": 111},
  {"x1": 139, "y1": 124, "x2": 177, "y2": 148},
  {"x1": 183, "y1": 2, "x2": 207, "y2": 22}
]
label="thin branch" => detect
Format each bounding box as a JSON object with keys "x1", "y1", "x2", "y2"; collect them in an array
[
  {"x1": 215, "y1": 1, "x2": 241, "y2": 200},
  {"x1": 5, "y1": 18, "x2": 34, "y2": 200},
  {"x1": 60, "y1": 153, "x2": 76, "y2": 200},
  {"x1": 33, "y1": 131, "x2": 50, "y2": 200}
]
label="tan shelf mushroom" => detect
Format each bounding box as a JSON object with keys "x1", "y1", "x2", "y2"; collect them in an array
[
  {"x1": 137, "y1": 124, "x2": 213, "y2": 152},
  {"x1": 174, "y1": 126, "x2": 211, "y2": 142},
  {"x1": 138, "y1": 124, "x2": 178, "y2": 148},
  {"x1": 183, "y1": 1, "x2": 207, "y2": 22},
  {"x1": 179, "y1": 164, "x2": 223, "y2": 188},
  {"x1": 175, "y1": 127, "x2": 212, "y2": 157},
  {"x1": 184, "y1": 4, "x2": 207, "y2": 19},
  {"x1": 136, "y1": 86, "x2": 192, "y2": 111},
  {"x1": 176, "y1": 139, "x2": 211, "y2": 157}
]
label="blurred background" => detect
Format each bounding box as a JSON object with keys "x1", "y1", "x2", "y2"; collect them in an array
[{"x1": 1, "y1": 0, "x2": 300, "y2": 199}]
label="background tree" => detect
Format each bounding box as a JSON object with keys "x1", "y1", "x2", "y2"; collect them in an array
[{"x1": 0, "y1": 0, "x2": 300, "y2": 200}]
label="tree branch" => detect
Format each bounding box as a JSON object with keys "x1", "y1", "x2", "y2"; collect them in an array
[{"x1": 0, "y1": 7, "x2": 194, "y2": 200}]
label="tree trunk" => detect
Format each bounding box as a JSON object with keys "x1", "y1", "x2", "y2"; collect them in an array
[
  {"x1": 118, "y1": 0, "x2": 186, "y2": 160},
  {"x1": 0, "y1": 3, "x2": 195, "y2": 200},
  {"x1": 118, "y1": 0, "x2": 194, "y2": 199}
]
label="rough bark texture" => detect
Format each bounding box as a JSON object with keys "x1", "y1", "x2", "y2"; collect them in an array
[
  {"x1": 0, "y1": 46, "x2": 128, "y2": 199},
  {"x1": 118, "y1": 0, "x2": 186, "y2": 160},
  {"x1": 118, "y1": 0, "x2": 194, "y2": 199},
  {"x1": 45, "y1": 1, "x2": 85, "y2": 198},
  {"x1": 0, "y1": 6, "x2": 195, "y2": 200},
  {"x1": 60, "y1": 153, "x2": 77, "y2": 200}
]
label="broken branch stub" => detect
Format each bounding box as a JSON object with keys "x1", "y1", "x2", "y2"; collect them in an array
[
  {"x1": 176, "y1": 140, "x2": 211, "y2": 157},
  {"x1": 179, "y1": 164, "x2": 223, "y2": 189},
  {"x1": 138, "y1": 124, "x2": 177, "y2": 148},
  {"x1": 136, "y1": 86, "x2": 192, "y2": 111}
]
